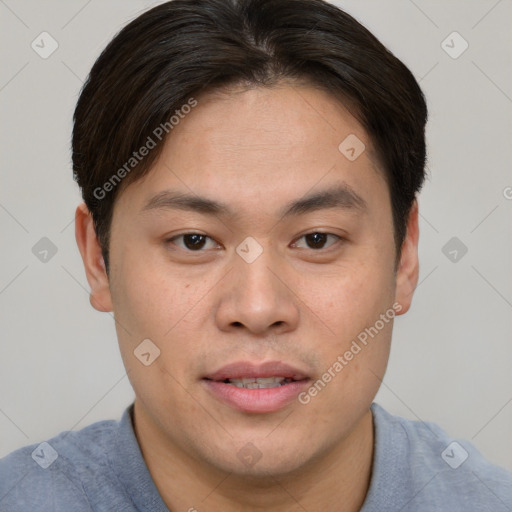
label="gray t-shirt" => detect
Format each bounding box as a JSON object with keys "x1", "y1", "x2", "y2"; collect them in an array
[{"x1": 1, "y1": 403, "x2": 511, "y2": 511}]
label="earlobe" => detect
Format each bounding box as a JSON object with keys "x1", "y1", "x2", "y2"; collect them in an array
[
  {"x1": 75, "y1": 203, "x2": 113, "y2": 313},
  {"x1": 394, "y1": 200, "x2": 420, "y2": 315}
]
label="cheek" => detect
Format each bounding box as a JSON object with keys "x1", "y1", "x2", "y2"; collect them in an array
[
  {"x1": 110, "y1": 248, "x2": 205, "y2": 339},
  {"x1": 307, "y1": 257, "x2": 396, "y2": 343},
  {"x1": 110, "y1": 259, "x2": 210, "y2": 425},
  {"x1": 298, "y1": 252, "x2": 396, "y2": 405},
  {"x1": 108, "y1": 251, "x2": 216, "y2": 395}
]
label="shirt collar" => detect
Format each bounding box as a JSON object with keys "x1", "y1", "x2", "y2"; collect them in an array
[
  {"x1": 360, "y1": 403, "x2": 413, "y2": 510},
  {"x1": 109, "y1": 404, "x2": 169, "y2": 512},
  {"x1": 109, "y1": 402, "x2": 410, "y2": 511}
]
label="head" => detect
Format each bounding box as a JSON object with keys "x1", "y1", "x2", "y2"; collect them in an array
[{"x1": 74, "y1": 0, "x2": 426, "y2": 479}]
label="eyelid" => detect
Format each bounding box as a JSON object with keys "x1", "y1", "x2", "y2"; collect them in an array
[
  {"x1": 291, "y1": 232, "x2": 343, "y2": 250},
  {"x1": 165, "y1": 230, "x2": 345, "y2": 253},
  {"x1": 167, "y1": 232, "x2": 221, "y2": 251}
]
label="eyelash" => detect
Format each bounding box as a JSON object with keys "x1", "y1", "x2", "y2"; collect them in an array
[{"x1": 166, "y1": 232, "x2": 343, "y2": 252}]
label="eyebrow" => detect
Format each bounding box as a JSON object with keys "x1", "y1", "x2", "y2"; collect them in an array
[{"x1": 141, "y1": 183, "x2": 367, "y2": 218}]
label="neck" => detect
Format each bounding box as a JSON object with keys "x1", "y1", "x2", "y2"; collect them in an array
[{"x1": 133, "y1": 402, "x2": 374, "y2": 512}]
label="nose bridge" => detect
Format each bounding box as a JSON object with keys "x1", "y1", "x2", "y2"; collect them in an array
[
  {"x1": 239, "y1": 251, "x2": 279, "y2": 305},
  {"x1": 215, "y1": 240, "x2": 300, "y2": 334}
]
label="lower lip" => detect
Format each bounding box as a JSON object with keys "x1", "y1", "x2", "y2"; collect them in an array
[{"x1": 202, "y1": 379, "x2": 310, "y2": 413}]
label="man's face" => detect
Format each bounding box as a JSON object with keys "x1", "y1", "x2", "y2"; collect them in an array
[{"x1": 87, "y1": 83, "x2": 417, "y2": 475}]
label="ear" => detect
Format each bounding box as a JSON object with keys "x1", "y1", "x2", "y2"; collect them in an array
[
  {"x1": 75, "y1": 203, "x2": 113, "y2": 312},
  {"x1": 394, "y1": 199, "x2": 420, "y2": 315}
]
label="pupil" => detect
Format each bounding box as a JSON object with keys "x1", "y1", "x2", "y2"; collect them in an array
[
  {"x1": 306, "y1": 233, "x2": 327, "y2": 249},
  {"x1": 184, "y1": 234, "x2": 206, "y2": 250}
]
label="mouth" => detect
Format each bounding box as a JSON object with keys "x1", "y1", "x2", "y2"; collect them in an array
[
  {"x1": 213, "y1": 376, "x2": 297, "y2": 389},
  {"x1": 202, "y1": 361, "x2": 311, "y2": 413}
]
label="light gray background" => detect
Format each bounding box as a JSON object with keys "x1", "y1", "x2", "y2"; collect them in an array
[{"x1": 1, "y1": 0, "x2": 511, "y2": 472}]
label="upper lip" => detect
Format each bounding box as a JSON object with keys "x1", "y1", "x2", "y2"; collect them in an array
[{"x1": 204, "y1": 361, "x2": 310, "y2": 381}]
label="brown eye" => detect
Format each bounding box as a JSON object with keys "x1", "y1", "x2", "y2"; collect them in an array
[
  {"x1": 183, "y1": 234, "x2": 207, "y2": 250},
  {"x1": 168, "y1": 233, "x2": 219, "y2": 251},
  {"x1": 293, "y1": 232, "x2": 340, "y2": 250},
  {"x1": 305, "y1": 233, "x2": 328, "y2": 249}
]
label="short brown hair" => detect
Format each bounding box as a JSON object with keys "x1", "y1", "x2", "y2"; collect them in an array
[{"x1": 72, "y1": 0, "x2": 428, "y2": 273}]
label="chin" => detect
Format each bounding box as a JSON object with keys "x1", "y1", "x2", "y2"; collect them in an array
[{"x1": 196, "y1": 434, "x2": 315, "y2": 478}]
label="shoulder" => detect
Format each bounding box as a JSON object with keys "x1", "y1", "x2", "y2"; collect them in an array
[
  {"x1": 0, "y1": 418, "x2": 119, "y2": 511},
  {"x1": 369, "y1": 403, "x2": 512, "y2": 511}
]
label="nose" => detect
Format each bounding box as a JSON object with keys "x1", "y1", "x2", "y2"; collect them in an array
[{"x1": 214, "y1": 245, "x2": 300, "y2": 337}]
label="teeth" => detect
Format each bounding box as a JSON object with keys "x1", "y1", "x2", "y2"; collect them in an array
[{"x1": 226, "y1": 376, "x2": 290, "y2": 389}]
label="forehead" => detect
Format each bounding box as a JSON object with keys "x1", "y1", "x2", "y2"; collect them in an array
[{"x1": 115, "y1": 83, "x2": 388, "y2": 217}]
